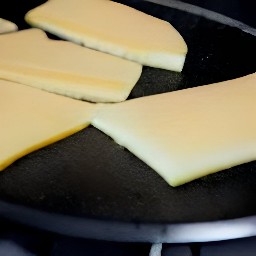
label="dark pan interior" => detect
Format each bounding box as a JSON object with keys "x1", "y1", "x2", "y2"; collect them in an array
[{"x1": 0, "y1": 0, "x2": 256, "y2": 230}]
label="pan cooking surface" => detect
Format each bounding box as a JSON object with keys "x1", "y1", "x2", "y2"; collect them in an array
[{"x1": 0, "y1": 0, "x2": 256, "y2": 241}]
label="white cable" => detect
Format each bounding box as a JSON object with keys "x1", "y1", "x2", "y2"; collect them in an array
[{"x1": 149, "y1": 243, "x2": 162, "y2": 256}]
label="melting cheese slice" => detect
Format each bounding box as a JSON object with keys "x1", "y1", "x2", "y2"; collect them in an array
[
  {"x1": 0, "y1": 18, "x2": 18, "y2": 34},
  {"x1": 92, "y1": 73, "x2": 256, "y2": 187},
  {"x1": 25, "y1": 0, "x2": 187, "y2": 72},
  {"x1": 0, "y1": 79, "x2": 96, "y2": 171},
  {"x1": 0, "y1": 29, "x2": 142, "y2": 103}
]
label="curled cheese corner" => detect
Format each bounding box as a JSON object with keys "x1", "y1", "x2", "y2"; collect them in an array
[
  {"x1": 25, "y1": 0, "x2": 187, "y2": 72},
  {"x1": 0, "y1": 79, "x2": 97, "y2": 171},
  {"x1": 92, "y1": 73, "x2": 256, "y2": 187},
  {"x1": 0, "y1": 18, "x2": 18, "y2": 34}
]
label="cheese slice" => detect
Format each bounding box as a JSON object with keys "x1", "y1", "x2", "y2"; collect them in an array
[
  {"x1": 0, "y1": 18, "x2": 18, "y2": 34},
  {"x1": 92, "y1": 73, "x2": 256, "y2": 187},
  {"x1": 0, "y1": 79, "x2": 96, "y2": 171},
  {"x1": 0, "y1": 29, "x2": 142, "y2": 103},
  {"x1": 25, "y1": 0, "x2": 187, "y2": 72}
]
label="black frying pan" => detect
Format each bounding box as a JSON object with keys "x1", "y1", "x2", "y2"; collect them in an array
[{"x1": 0, "y1": 0, "x2": 256, "y2": 243}]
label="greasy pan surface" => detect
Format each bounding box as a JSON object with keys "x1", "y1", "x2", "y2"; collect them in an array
[{"x1": 0, "y1": 0, "x2": 256, "y2": 242}]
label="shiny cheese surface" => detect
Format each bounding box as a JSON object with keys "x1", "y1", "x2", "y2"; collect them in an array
[
  {"x1": 0, "y1": 29, "x2": 142, "y2": 103},
  {"x1": 25, "y1": 0, "x2": 187, "y2": 72},
  {"x1": 92, "y1": 73, "x2": 256, "y2": 186},
  {"x1": 0, "y1": 18, "x2": 18, "y2": 34},
  {"x1": 0, "y1": 80, "x2": 96, "y2": 171}
]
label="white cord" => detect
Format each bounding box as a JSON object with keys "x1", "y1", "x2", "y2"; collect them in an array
[{"x1": 149, "y1": 243, "x2": 162, "y2": 256}]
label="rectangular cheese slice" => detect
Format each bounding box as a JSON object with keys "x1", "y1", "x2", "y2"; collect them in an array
[
  {"x1": 0, "y1": 29, "x2": 142, "y2": 103},
  {"x1": 0, "y1": 18, "x2": 18, "y2": 34},
  {"x1": 92, "y1": 73, "x2": 256, "y2": 187},
  {"x1": 25, "y1": 0, "x2": 187, "y2": 72},
  {"x1": 0, "y1": 79, "x2": 96, "y2": 171}
]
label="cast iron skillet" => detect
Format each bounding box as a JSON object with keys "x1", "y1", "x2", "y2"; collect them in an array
[{"x1": 0, "y1": 0, "x2": 256, "y2": 243}]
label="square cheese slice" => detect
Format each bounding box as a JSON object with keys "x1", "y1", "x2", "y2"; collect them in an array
[
  {"x1": 25, "y1": 0, "x2": 187, "y2": 72},
  {"x1": 92, "y1": 73, "x2": 256, "y2": 187},
  {"x1": 0, "y1": 79, "x2": 96, "y2": 171},
  {"x1": 0, "y1": 29, "x2": 142, "y2": 103}
]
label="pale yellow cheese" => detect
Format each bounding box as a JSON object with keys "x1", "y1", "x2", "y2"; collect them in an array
[
  {"x1": 92, "y1": 73, "x2": 256, "y2": 187},
  {"x1": 0, "y1": 29, "x2": 142, "y2": 103},
  {"x1": 25, "y1": 0, "x2": 187, "y2": 72},
  {"x1": 0, "y1": 18, "x2": 18, "y2": 34},
  {"x1": 0, "y1": 79, "x2": 96, "y2": 171}
]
